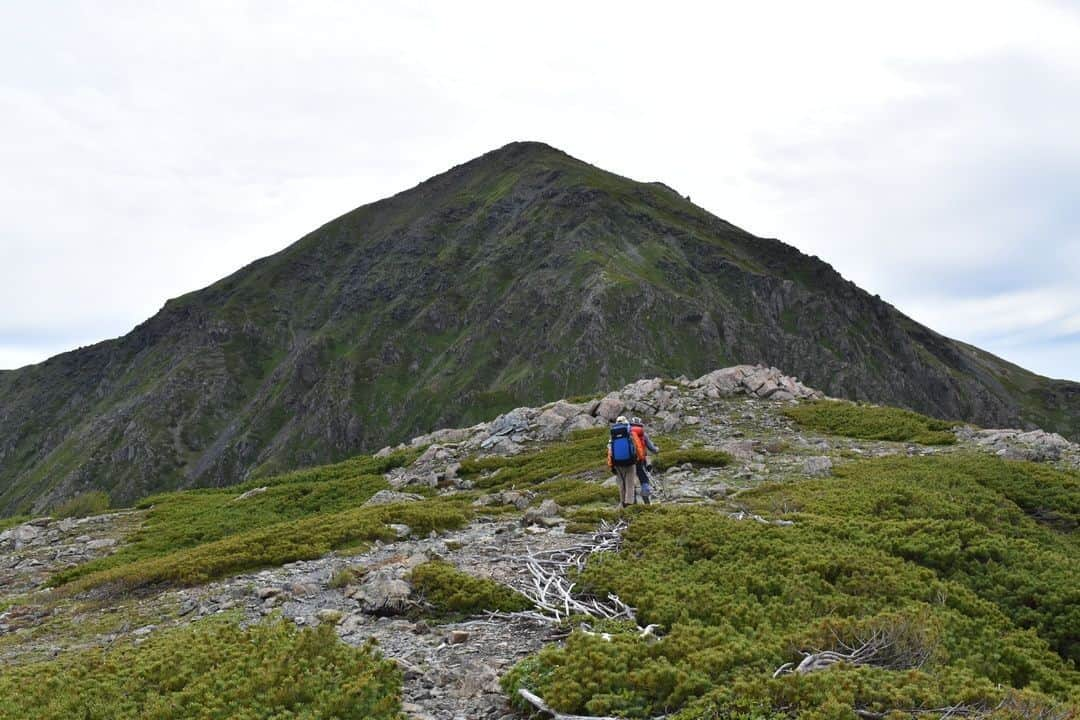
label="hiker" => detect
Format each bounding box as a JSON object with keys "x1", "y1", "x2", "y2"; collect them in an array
[
  {"x1": 630, "y1": 417, "x2": 659, "y2": 504},
  {"x1": 608, "y1": 415, "x2": 646, "y2": 507}
]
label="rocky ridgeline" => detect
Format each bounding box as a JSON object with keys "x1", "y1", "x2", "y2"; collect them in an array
[
  {"x1": 957, "y1": 426, "x2": 1080, "y2": 467},
  {"x1": 380, "y1": 365, "x2": 823, "y2": 488}
]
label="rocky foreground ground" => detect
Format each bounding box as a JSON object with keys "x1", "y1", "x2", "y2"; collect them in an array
[{"x1": 2, "y1": 365, "x2": 1077, "y2": 719}]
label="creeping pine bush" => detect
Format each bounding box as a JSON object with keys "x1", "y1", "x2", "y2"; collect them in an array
[
  {"x1": 54, "y1": 495, "x2": 473, "y2": 591},
  {"x1": 0, "y1": 618, "x2": 403, "y2": 720},
  {"x1": 409, "y1": 560, "x2": 532, "y2": 620},
  {"x1": 532, "y1": 477, "x2": 615, "y2": 507},
  {"x1": 784, "y1": 399, "x2": 957, "y2": 445},
  {"x1": 49, "y1": 446, "x2": 449, "y2": 590},
  {"x1": 458, "y1": 427, "x2": 609, "y2": 491},
  {"x1": 503, "y1": 454, "x2": 1079, "y2": 719}
]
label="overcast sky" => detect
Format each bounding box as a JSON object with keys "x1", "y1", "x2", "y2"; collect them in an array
[{"x1": 2, "y1": 1, "x2": 1078, "y2": 381}]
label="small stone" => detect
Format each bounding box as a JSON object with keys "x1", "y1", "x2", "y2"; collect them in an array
[
  {"x1": 447, "y1": 629, "x2": 470, "y2": 644},
  {"x1": 705, "y1": 483, "x2": 730, "y2": 499},
  {"x1": 132, "y1": 625, "x2": 156, "y2": 637},
  {"x1": 85, "y1": 538, "x2": 117, "y2": 550},
  {"x1": 389, "y1": 523, "x2": 412, "y2": 538},
  {"x1": 232, "y1": 486, "x2": 268, "y2": 502},
  {"x1": 500, "y1": 490, "x2": 531, "y2": 510},
  {"x1": 256, "y1": 586, "x2": 281, "y2": 600},
  {"x1": 353, "y1": 570, "x2": 412, "y2": 615},
  {"x1": 522, "y1": 499, "x2": 561, "y2": 526},
  {"x1": 365, "y1": 489, "x2": 425, "y2": 506},
  {"x1": 11, "y1": 525, "x2": 41, "y2": 544},
  {"x1": 802, "y1": 456, "x2": 833, "y2": 477},
  {"x1": 287, "y1": 582, "x2": 319, "y2": 597},
  {"x1": 719, "y1": 440, "x2": 756, "y2": 461},
  {"x1": 316, "y1": 609, "x2": 343, "y2": 624}
]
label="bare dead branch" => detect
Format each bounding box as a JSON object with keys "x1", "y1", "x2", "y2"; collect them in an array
[{"x1": 518, "y1": 688, "x2": 668, "y2": 720}]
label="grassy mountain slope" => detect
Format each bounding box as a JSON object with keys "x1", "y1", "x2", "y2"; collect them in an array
[{"x1": 1, "y1": 141, "x2": 1077, "y2": 515}]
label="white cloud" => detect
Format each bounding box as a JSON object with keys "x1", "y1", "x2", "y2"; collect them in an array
[{"x1": 1, "y1": 1, "x2": 1078, "y2": 379}]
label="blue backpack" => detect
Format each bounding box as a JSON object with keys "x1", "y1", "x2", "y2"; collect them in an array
[{"x1": 610, "y1": 423, "x2": 638, "y2": 466}]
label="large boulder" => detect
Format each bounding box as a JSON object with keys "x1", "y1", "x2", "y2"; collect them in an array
[
  {"x1": 364, "y1": 489, "x2": 425, "y2": 506},
  {"x1": 350, "y1": 570, "x2": 412, "y2": 615},
  {"x1": 594, "y1": 396, "x2": 625, "y2": 422},
  {"x1": 487, "y1": 408, "x2": 532, "y2": 437}
]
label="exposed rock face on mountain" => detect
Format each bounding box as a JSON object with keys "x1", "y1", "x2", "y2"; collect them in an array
[{"x1": 1, "y1": 141, "x2": 1077, "y2": 515}]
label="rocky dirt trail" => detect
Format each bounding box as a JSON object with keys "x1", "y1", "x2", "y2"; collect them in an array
[{"x1": 2, "y1": 364, "x2": 1077, "y2": 719}]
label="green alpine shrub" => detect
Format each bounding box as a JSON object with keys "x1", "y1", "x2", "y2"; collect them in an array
[
  {"x1": 54, "y1": 496, "x2": 472, "y2": 591},
  {"x1": 409, "y1": 560, "x2": 532, "y2": 619},
  {"x1": 0, "y1": 618, "x2": 403, "y2": 719},
  {"x1": 459, "y1": 427, "x2": 609, "y2": 491},
  {"x1": 53, "y1": 491, "x2": 110, "y2": 519},
  {"x1": 784, "y1": 400, "x2": 956, "y2": 445},
  {"x1": 503, "y1": 454, "x2": 1079, "y2": 719}
]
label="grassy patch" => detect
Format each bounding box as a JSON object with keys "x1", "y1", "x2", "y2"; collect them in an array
[
  {"x1": 458, "y1": 427, "x2": 609, "y2": 491},
  {"x1": 532, "y1": 477, "x2": 615, "y2": 507},
  {"x1": 0, "y1": 515, "x2": 29, "y2": 532},
  {"x1": 54, "y1": 472, "x2": 391, "y2": 588},
  {"x1": 502, "y1": 454, "x2": 1079, "y2": 719},
  {"x1": 0, "y1": 617, "x2": 402, "y2": 719},
  {"x1": 48, "y1": 448, "x2": 422, "y2": 589},
  {"x1": 243, "y1": 448, "x2": 418, "y2": 488},
  {"x1": 410, "y1": 560, "x2": 532, "y2": 620},
  {"x1": 53, "y1": 491, "x2": 110, "y2": 519},
  {"x1": 54, "y1": 496, "x2": 472, "y2": 591},
  {"x1": 784, "y1": 399, "x2": 957, "y2": 444}
]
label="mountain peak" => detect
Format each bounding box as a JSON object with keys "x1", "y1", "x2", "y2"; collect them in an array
[{"x1": 1, "y1": 143, "x2": 1076, "y2": 516}]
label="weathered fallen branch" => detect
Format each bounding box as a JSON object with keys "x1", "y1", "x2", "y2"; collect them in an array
[
  {"x1": 853, "y1": 695, "x2": 1072, "y2": 720},
  {"x1": 507, "y1": 520, "x2": 639, "y2": 624},
  {"x1": 728, "y1": 510, "x2": 794, "y2": 526},
  {"x1": 518, "y1": 688, "x2": 667, "y2": 720},
  {"x1": 773, "y1": 625, "x2": 932, "y2": 677}
]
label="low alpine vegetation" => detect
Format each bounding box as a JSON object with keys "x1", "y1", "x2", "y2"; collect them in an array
[
  {"x1": 503, "y1": 454, "x2": 1079, "y2": 719},
  {"x1": 784, "y1": 399, "x2": 957, "y2": 445},
  {"x1": 531, "y1": 477, "x2": 615, "y2": 507},
  {"x1": 49, "y1": 447, "x2": 434, "y2": 590},
  {"x1": 650, "y1": 447, "x2": 732, "y2": 471},
  {"x1": 53, "y1": 495, "x2": 473, "y2": 591},
  {"x1": 409, "y1": 560, "x2": 532, "y2": 620},
  {"x1": 0, "y1": 618, "x2": 403, "y2": 719},
  {"x1": 458, "y1": 427, "x2": 611, "y2": 491},
  {"x1": 53, "y1": 490, "x2": 111, "y2": 519}
]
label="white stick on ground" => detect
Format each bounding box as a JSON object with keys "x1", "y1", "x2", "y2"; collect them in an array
[
  {"x1": 505, "y1": 519, "x2": 638, "y2": 624},
  {"x1": 518, "y1": 688, "x2": 668, "y2": 720}
]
